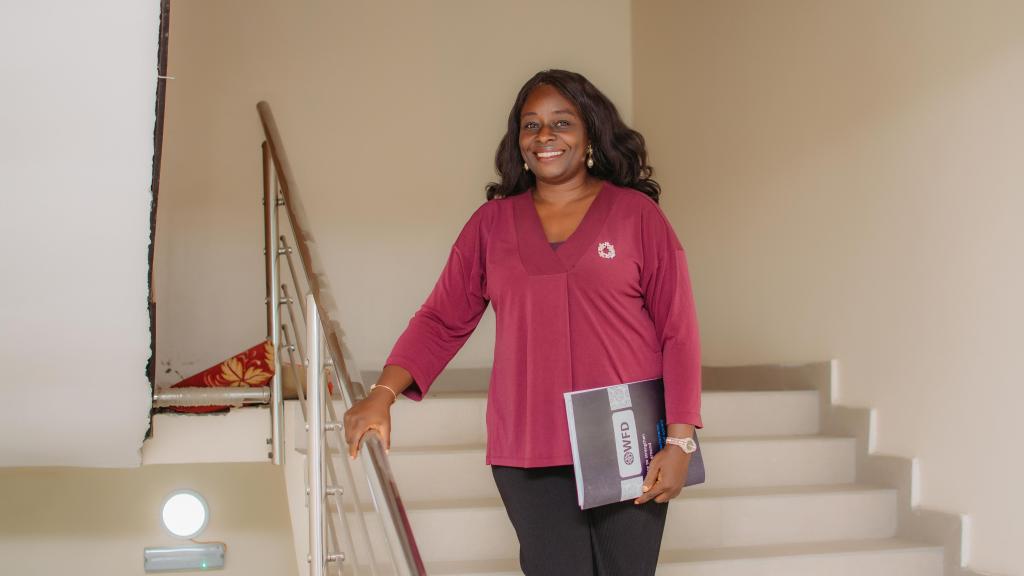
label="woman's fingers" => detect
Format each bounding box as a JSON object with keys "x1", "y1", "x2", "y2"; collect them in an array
[
  {"x1": 634, "y1": 458, "x2": 665, "y2": 504},
  {"x1": 642, "y1": 456, "x2": 662, "y2": 492},
  {"x1": 362, "y1": 423, "x2": 392, "y2": 454},
  {"x1": 635, "y1": 452, "x2": 688, "y2": 504},
  {"x1": 343, "y1": 398, "x2": 392, "y2": 459},
  {"x1": 634, "y1": 477, "x2": 669, "y2": 504},
  {"x1": 639, "y1": 475, "x2": 683, "y2": 504},
  {"x1": 347, "y1": 424, "x2": 365, "y2": 459},
  {"x1": 343, "y1": 412, "x2": 359, "y2": 459},
  {"x1": 344, "y1": 422, "x2": 380, "y2": 457},
  {"x1": 654, "y1": 485, "x2": 680, "y2": 504}
]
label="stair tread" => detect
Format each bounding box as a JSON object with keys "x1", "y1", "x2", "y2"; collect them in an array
[
  {"x1": 389, "y1": 434, "x2": 854, "y2": 454},
  {"x1": 401, "y1": 483, "x2": 894, "y2": 511},
  {"x1": 425, "y1": 538, "x2": 942, "y2": 574},
  {"x1": 420, "y1": 388, "x2": 820, "y2": 401},
  {"x1": 367, "y1": 367, "x2": 830, "y2": 395},
  {"x1": 659, "y1": 538, "x2": 941, "y2": 562}
]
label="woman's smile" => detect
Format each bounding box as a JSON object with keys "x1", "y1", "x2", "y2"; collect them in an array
[{"x1": 534, "y1": 149, "x2": 565, "y2": 160}]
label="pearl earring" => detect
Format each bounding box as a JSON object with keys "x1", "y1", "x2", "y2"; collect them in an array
[
  {"x1": 523, "y1": 162, "x2": 530, "y2": 172},
  {"x1": 586, "y1": 145, "x2": 595, "y2": 169}
]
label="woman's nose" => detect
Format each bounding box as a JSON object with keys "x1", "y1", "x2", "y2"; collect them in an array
[{"x1": 536, "y1": 124, "x2": 555, "y2": 142}]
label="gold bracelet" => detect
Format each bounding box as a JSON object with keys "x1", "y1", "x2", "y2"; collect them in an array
[{"x1": 370, "y1": 383, "x2": 398, "y2": 403}]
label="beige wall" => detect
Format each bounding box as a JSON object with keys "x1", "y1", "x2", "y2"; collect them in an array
[
  {"x1": 0, "y1": 1, "x2": 154, "y2": 466},
  {"x1": 155, "y1": 0, "x2": 634, "y2": 382},
  {"x1": 0, "y1": 463, "x2": 296, "y2": 576},
  {"x1": 633, "y1": 1, "x2": 1024, "y2": 573}
]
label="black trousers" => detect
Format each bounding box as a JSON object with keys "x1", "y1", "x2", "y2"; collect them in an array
[{"x1": 491, "y1": 465, "x2": 668, "y2": 576}]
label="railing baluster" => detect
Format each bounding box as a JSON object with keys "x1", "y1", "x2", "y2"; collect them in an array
[
  {"x1": 307, "y1": 294, "x2": 327, "y2": 576},
  {"x1": 280, "y1": 235, "x2": 308, "y2": 325},
  {"x1": 325, "y1": 381, "x2": 381, "y2": 576},
  {"x1": 281, "y1": 283, "x2": 306, "y2": 361},
  {"x1": 324, "y1": 520, "x2": 348, "y2": 576},
  {"x1": 324, "y1": 463, "x2": 360, "y2": 575},
  {"x1": 264, "y1": 142, "x2": 284, "y2": 465},
  {"x1": 281, "y1": 322, "x2": 308, "y2": 421}
]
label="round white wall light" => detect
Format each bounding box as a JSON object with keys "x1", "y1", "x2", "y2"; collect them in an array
[{"x1": 160, "y1": 490, "x2": 209, "y2": 539}]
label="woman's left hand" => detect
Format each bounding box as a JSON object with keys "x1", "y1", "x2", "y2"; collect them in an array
[{"x1": 633, "y1": 445, "x2": 691, "y2": 505}]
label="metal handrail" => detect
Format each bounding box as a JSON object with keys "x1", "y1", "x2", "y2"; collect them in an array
[
  {"x1": 152, "y1": 387, "x2": 271, "y2": 408},
  {"x1": 258, "y1": 100, "x2": 426, "y2": 576}
]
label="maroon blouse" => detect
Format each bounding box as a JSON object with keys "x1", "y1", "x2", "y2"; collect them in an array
[{"x1": 387, "y1": 182, "x2": 702, "y2": 467}]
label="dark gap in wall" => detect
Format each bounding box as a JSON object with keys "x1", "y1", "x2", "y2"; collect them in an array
[{"x1": 146, "y1": 0, "x2": 171, "y2": 438}]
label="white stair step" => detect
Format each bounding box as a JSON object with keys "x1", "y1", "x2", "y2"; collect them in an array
[
  {"x1": 344, "y1": 485, "x2": 897, "y2": 563},
  {"x1": 387, "y1": 389, "x2": 820, "y2": 450},
  {"x1": 377, "y1": 435, "x2": 855, "y2": 503},
  {"x1": 660, "y1": 484, "x2": 897, "y2": 552},
  {"x1": 656, "y1": 539, "x2": 944, "y2": 576},
  {"x1": 424, "y1": 539, "x2": 943, "y2": 576},
  {"x1": 699, "y1": 390, "x2": 819, "y2": 438}
]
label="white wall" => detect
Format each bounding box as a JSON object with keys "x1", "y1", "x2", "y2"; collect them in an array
[
  {"x1": 0, "y1": 2, "x2": 156, "y2": 466},
  {"x1": 0, "y1": 463, "x2": 297, "y2": 576},
  {"x1": 155, "y1": 0, "x2": 634, "y2": 383},
  {"x1": 633, "y1": 1, "x2": 1024, "y2": 573}
]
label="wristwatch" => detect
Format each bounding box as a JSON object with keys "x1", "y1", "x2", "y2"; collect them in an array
[{"x1": 666, "y1": 436, "x2": 697, "y2": 454}]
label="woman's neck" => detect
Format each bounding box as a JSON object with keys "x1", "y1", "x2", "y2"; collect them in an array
[{"x1": 533, "y1": 175, "x2": 602, "y2": 206}]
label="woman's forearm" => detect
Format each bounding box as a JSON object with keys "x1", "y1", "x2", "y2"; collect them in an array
[
  {"x1": 667, "y1": 423, "x2": 695, "y2": 438},
  {"x1": 367, "y1": 364, "x2": 415, "y2": 403}
]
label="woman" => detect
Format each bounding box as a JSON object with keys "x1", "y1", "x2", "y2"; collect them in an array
[{"x1": 344, "y1": 69, "x2": 702, "y2": 575}]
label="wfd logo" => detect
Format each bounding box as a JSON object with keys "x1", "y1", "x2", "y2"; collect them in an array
[
  {"x1": 612, "y1": 410, "x2": 641, "y2": 478},
  {"x1": 621, "y1": 421, "x2": 635, "y2": 465}
]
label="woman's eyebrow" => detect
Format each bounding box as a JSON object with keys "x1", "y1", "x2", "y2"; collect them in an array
[{"x1": 521, "y1": 109, "x2": 578, "y2": 117}]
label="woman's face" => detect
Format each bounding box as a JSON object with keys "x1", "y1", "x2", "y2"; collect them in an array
[{"x1": 518, "y1": 84, "x2": 590, "y2": 186}]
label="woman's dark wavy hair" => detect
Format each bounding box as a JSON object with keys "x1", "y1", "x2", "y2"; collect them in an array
[{"x1": 485, "y1": 69, "x2": 660, "y2": 202}]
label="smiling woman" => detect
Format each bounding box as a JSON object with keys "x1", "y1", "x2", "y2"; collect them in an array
[
  {"x1": 520, "y1": 84, "x2": 588, "y2": 186},
  {"x1": 344, "y1": 69, "x2": 701, "y2": 576}
]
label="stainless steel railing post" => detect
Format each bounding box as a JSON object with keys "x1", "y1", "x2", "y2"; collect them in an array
[
  {"x1": 264, "y1": 142, "x2": 284, "y2": 465},
  {"x1": 307, "y1": 293, "x2": 325, "y2": 576}
]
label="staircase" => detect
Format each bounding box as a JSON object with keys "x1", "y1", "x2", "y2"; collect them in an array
[
  {"x1": 253, "y1": 101, "x2": 952, "y2": 575},
  {"x1": 282, "y1": 365, "x2": 946, "y2": 576}
]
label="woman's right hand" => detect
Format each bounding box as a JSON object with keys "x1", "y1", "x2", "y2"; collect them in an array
[{"x1": 343, "y1": 389, "x2": 394, "y2": 459}]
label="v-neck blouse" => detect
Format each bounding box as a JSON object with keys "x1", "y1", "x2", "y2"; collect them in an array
[{"x1": 387, "y1": 182, "x2": 702, "y2": 468}]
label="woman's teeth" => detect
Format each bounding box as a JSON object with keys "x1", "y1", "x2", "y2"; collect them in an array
[{"x1": 536, "y1": 151, "x2": 564, "y2": 159}]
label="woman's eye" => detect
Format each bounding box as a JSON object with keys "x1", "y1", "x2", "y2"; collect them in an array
[
  {"x1": 523, "y1": 121, "x2": 539, "y2": 130},
  {"x1": 555, "y1": 120, "x2": 570, "y2": 128}
]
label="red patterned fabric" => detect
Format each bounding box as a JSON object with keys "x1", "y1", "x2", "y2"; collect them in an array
[{"x1": 170, "y1": 340, "x2": 275, "y2": 413}]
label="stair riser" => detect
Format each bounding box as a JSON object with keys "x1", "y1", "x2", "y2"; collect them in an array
[
  {"x1": 349, "y1": 436, "x2": 856, "y2": 504},
  {"x1": 339, "y1": 489, "x2": 898, "y2": 563},
  {"x1": 386, "y1": 390, "x2": 821, "y2": 450},
  {"x1": 661, "y1": 489, "x2": 898, "y2": 551},
  {"x1": 424, "y1": 547, "x2": 944, "y2": 576},
  {"x1": 654, "y1": 547, "x2": 944, "y2": 576}
]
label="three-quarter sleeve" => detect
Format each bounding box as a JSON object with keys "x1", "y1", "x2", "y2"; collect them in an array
[
  {"x1": 386, "y1": 206, "x2": 490, "y2": 400},
  {"x1": 639, "y1": 203, "x2": 703, "y2": 428}
]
